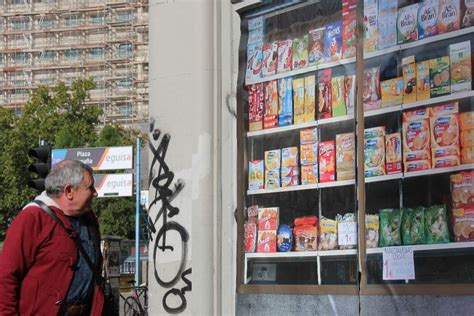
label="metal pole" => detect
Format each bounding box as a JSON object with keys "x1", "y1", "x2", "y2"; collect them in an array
[{"x1": 135, "y1": 137, "x2": 141, "y2": 286}]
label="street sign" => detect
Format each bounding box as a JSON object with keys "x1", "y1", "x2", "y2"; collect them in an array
[
  {"x1": 94, "y1": 174, "x2": 133, "y2": 197},
  {"x1": 52, "y1": 146, "x2": 133, "y2": 170}
]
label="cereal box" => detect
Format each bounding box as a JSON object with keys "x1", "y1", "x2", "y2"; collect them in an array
[
  {"x1": 461, "y1": 146, "x2": 474, "y2": 163},
  {"x1": 277, "y1": 39, "x2": 293, "y2": 73},
  {"x1": 261, "y1": 42, "x2": 278, "y2": 77},
  {"x1": 460, "y1": 111, "x2": 474, "y2": 130},
  {"x1": 439, "y1": 0, "x2": 461, "y2": 33},
  {"x1": 244, "y1": 222, "x2": 257, "y2": 252},
  {"x1": 265, "y1": 169, "x2": 280, "y2": 182},
  {"x1": 416, "y1": 61, "x2": 431, "y2": 101},
  {"x1": 402, "y1": 56, "x2": 417, "y2": 104},
  {"x1": 461, "y1": 129, "x2": 474, "y2": 147},
  {"x1": 248, "y1": 83, "x2": 263, "y2": 131},
  {"x1": 418, "y1": 0, "x2": 439, "y2": 39},
  {"x1": 265, "y1": 149, "x2": 281, "y2": 171},
  {"x1": 293, "y1": 78, "x2": 306, "y2": 124},
  {"x1": 364, "y1": 136, "x2": 386, "y2": 177},
  {"x1": 300, "y1": 127, "x2": 318, "y2": 144},
  {"x1": 381, "y1": 77, "x2": 404, "y2": 107},
  {"x1": 378, "y1": 0, "x2": 388, "y2": 50},
  {"x1": 385, "y1": 132, "x2": 402, "y2": 174},
  {"x1": 336, "y1": 133, "x2": 355, "y2": 180},
  {"x1": 319, "y1": 141, "x2": 336, "y2": 182},
  {"x1": 263, "y1": 80, "x2": 279, "y2": 129},
  {"x1": 344, "y1": 75, "x2": 356, "y2": 115},
  {"x1": 257, "y1": 230, "x2": 277, "y2": 253},
  {"x1": 245, "y1": 43, "x2": 263, "y2": 83},
  {"x1": 282, "y1": 147, "x2": 299, "y2": 167},
  {"x1": 462, "y1": 0, "x2": 474, "y2": 27},
  {"x1": 429, "y1": 56, "x2": 451, "y2": 97},
  {"x1": 364, "y1": 0, "x2": 378, "y2": 53},
  {"x1": 451, "y1": 207, "x2": 474, "y2": 241},
  {"x1": 247, "y1": 205, "x2": 259, "y2": 223},
  {"x1": 281, "y1": 166, "x2": 299, "y2": 178},
  {"x1": 308, "y1": 27, "x2": 325, "y2": 66},
  {"x1": 319, "y1": 216, "x2": 338, "y2": 250},
  {"x1": 248, "y1": 160, "x2": 264, "y2": 190},
  {"x1": 317, "y1": 69, "x2": 332, "y2": 119},
  {"x1": 303, "y1": 75, "x2": 316, "y2": 122},
  {"x1": 342, "y1": 5, "x2": 357, "y2": 59},
  {"x1": 258, "y1": 207, "x2": 279, "y2": 231},
  {"x1": 449, "y1": 41, "x2": 472, "y2": 93},
  {"x1": 264, "y1": 179, "x2": 279, "y2": 189},
  {"x1": 301, "y1": 164, "x2": 318, "y2": 185},
  {"x1": 292, "y1": 35, "x2": 308, "y2": 70},
  {"x1": 294, "y1": 225, "x2": 318, "y2": 251},
  {"x1": 397, "y1": 3, "x2": 419, "y2": 44},
  {"x1": 278, "y1": 77, "x2": 293, "y2": 126},
  {"x1": 300, "y1": 142, "x2": 318, "y2": 165},
  {"x1": 332, "y1": 76, "x2": 347, "y2": 117},
  {"x1": 324, "y1": 21, "x2": 342, "y2": 62},
  {"x1": 363, "y1": 67, "x2": 381, "y2": 111},
  {"x1": 282, "y1": 176, "x2": 299, "y2": 187}
]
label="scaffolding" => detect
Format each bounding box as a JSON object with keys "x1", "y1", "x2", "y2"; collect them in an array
[{"x1": 0, "y1": 0, "x2": 149, "y2": 125}]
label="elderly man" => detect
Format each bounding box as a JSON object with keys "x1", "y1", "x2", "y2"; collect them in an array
[{"x1": 0, "y1": 159, "x2": 106, "y2": 315}]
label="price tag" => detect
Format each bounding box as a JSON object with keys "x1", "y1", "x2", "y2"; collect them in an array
[
  {"x1": 383, "y1": 246, "x2": 415, "y2": 280},
  {"x1": 337, "y1": 222, "x2": 357, "y2": 246}
]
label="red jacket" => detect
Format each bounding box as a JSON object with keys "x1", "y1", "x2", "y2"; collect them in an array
[{"x1": 0, "y1": 201, "x2": 105, "y2": 316}]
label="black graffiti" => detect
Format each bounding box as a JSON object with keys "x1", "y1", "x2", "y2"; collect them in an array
[{"x1": 147, "y1": 127, "x2": 191, "y2": 314}]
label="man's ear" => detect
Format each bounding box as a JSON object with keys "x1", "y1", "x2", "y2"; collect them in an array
[{"x1": 64, "y1": 185, "x2": 74, "y2": 200}]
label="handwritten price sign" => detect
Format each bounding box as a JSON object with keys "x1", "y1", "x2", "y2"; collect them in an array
[
  {"x1": 337, "y1": 222, "x2": 357, "y2": 246},
  {"x1": 383, "y1": 246, "x2": 415, "y2": 280}
]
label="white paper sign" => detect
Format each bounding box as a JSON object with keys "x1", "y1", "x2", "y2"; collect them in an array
[
  {"x1": 337, "y1": 222, "x2": 357, "y2": 246},
  {"x1": 383, "y1": 246, "x2": 415, "y2": 280}
]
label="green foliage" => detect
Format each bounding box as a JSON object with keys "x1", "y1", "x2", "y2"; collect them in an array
[{"x1": 93, "y1": 198, "x2": 135, "y2": 239}]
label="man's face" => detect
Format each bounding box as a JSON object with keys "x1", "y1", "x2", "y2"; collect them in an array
[{"x1": 71, "y1": 171, "x2": 97, "y2": 216}]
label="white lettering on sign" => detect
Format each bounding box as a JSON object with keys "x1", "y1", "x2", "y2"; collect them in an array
[
  {"x1": 77, "y1": 151, "x2": 91, "y2": 157},
  {"x1": 383, "y1": 246, "x2": 415, "y2": 280}
]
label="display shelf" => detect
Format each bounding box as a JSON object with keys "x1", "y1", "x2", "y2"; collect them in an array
[
  {"x1": 404, "y1": 164, "x2": 474, "y2": 179},
  {"x1": 247, "y1": 121, "x2": 317, "y2": 137},
  {"x1": 318, "y1": 179, "x2": 355, "y2": 189},
  {"x1": 245, "y1": 251, "x2": 319, "y2": 260},
  {"x1": 366, "y1": 241, "x2": 474, "y2": 255},
  {"x1": 317, "y1": 114, "x2": 354, "y2": 126},
  {"x1": 318, "y1": 249, "x2": 357, "y2": 257},
  {"x1": 402, "y1": 90, "x2": 474, "y2": 111},
  {"x1": 364, "y1": 105, "x2": 401, "y2": 118},
  {"x1": 365, "y1": 173, "x2": 402, "y2": 183},
  {"x1": 247, "y1": 183, "x2": 318, "y2": 195}
]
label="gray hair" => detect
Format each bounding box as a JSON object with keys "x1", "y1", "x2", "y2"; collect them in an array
[{"x1": 45, "y1": 159, "x2": 94, "y2": 196}]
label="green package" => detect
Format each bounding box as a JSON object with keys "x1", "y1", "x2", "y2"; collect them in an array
[
  {"x1": 379, "y1": 208, "x2": 402, "y2": 247},
  {"x1": 401, "y1": 207, "x2": 426, "y2": 245},
  {"x1": 425, "y1": 205, "x2": 450, "y2": 244}
]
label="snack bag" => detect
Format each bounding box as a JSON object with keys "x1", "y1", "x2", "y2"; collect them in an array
[
  {"x1": 336, "y1": 213, "x2": 357, "y2": 249},
  {"x1": 385, "y1": 132, "x2": 402, "y2": 174},
  {"x1": 381, "y1": 77, "x2": 404, "y2": 107},
  {"x1": 417, "y1": 0, "x2": 439, "y2": 39},
  {"x1": 319, "y1": 141, "x2": 336, "y2": 182},
  {"x1": 344, "y1": 75, "x2": 356, "y2": 115},
  {"x1": 449, "y1": 41, "x2": 472, "y2": 94},
  {"x1": 278, "y1": 77, "x2": 293, "y2": 126},
  {"x1": 416, "y1": 61, "x2": 431, "y2": 101},
  {"x1": 331, "y1": 76, "x2": 347, "y2": 117},
  {"x1": 451, "y1": 207, "x2": 474, "y2": 241},
  {"x1": 379, "y1": 208, "x2": 402, "y2": 247},
  {"x1": 261, "y1": 41, "x2": 278, "y2": 77},
  {"x1": 248, "y1": 83, "x2": 264, "y2": 131},
  {"x1": 450, "y1": 172, "x2": 474, "y2": 208},
  {"x1": 397, "y1": 3, "x2": 419, "y2": 44},
  {"x1": 402, "y1": 55, "x2": 417, "y2": 104},
  {"x1": 294, "y1": 225, "x2": 318, "y2": 251},
  {"x1": 258, "y1": 207, "x2": 279, "y2": 231},
  {"x1": 294, "y1": 216, "x2": 319, "y2": 226},
  {"x1": 247, "y1": 205, "x2": 259, "y2": 223},
  {"x1": 277, "y1": 39, "x2": 293, "y2": 73},
  {"x1": 319, "y1": 216, "x2": 338, "y2": 250},
  {"x1": 366, "y1": 214, "x2": 380, "y2": 248},
  {"x1": 303, "y1": 75, "x2": 316, "y2": 122},
  {"x1": 244, "y1": 222, "x2": 257, "y2": 252},
  {"x1": 336, "y1": 133, "x2": 355, "y2": 180},
  {"x1": 263, "y1": 80, "x2": 279, "y2": 129},
  {"x1": 248, "y1": 160, "x2": 264, "y2": 190},
  {"x1": 301, "y1": 164, "x2": 318, "y2": 185},
  {"x1": 425, "y1": 205, "x2": 450, "y2": 244},
  {"x1": 438, "y1": 0, "x2": 461, "y2": 33},
  {"x1": 277, "y1": 224, "x2": 293, "y2": 252},
  {"x1": 317, "y1": 69, "x2": 332, "y2": 119},
  {"x1": 257, "y1": 230, "x2": 277, "y2": 253},
  {"x1": 429, "y1": 56, "x2": 451, "y2": 97},
  {"x1": 300, "y1": 127, "x2": 318, "y2": 144},
  {"x1": 401, "y1": 207, "x2": 426, "y2": 245},
  {"x1": 292, "y1": 35, "x2": 308, "y2": 70},
  {"x1": 363, "y1": 67, "x2": 381, "y2": 111},
  {"x1": 293, "y1": 78, "x2": 305, "y2": 124},
  {"x1": 245, "y1": 43, "x2": 262, "y2": 83},
  {"x1": 324, "y1": 21, "x2": 342, "y2": 62},
  {"x1": 308, "y1": 27, "x2": 325, "y2": 66}
]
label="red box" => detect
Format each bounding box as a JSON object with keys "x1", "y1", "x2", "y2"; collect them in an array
[{"x1": 319, "y1": 141, "x2": 336, "y2": 182}]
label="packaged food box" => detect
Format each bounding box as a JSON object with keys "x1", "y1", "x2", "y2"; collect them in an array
[
  {"x1": 294, "y1": 216, "x2": 318, "y2": 226},
  {"x1": 301, "y1": 164, "x2": 318, "y2": 185},
  {"x1": 449, "y1": 40, "x2": 472, "y2": 93},
  {"x1": 461, "y1": 129, "x2": 474, "y2": 147},
  {"x1": 303, "y1": 75, "x2": 316, "y2": 122},
  {"x1": 386, "y1": 0, "x2": 399, "y2": 48},
  {"x1": 336, "y1": 213, "x2": 357, "y2": 249},
  {"x1": 244, "y1": 222, "x2": 257, "y2": 252},
  {"x1": 245, "y1": 43, "x2": 262, "y2": 83},
  {"x1": 460, "y1": 111, "x2": 474, "y2": 130},
  {"x1": 344, "y1": 75, "x2": 356, "y2": 115},
  {"x1": 292, "y1": 35, "x2": 308, "y2": 70},
  {"x1": 403, "y1": 109, "x2": 431, "y2": 169},
  {"x1": 319, "y1": 141, "x2": 336, "y2": 182},
  {"x1": 439, "y1": 0, "x2": 461, "y2": 33},
  {"x1": 300, "y1": 142, "x2": 318, "y2": 165},
  {"x1": 294, "y1": 225, "x2": 318, "y2": 251},
  {"x1": 264, "y1": 178, "x2": 280, "y2": 189},
  {"x1": 258, "y1": 207, "x2": 279, "y2": 231},
  {"x1": 293, "y1": 78, "x2": 305, "y2": 124},
  {"x1": 324, "y1": 21, "x2": 342, "y2": 62},
  {"x1": 277, "y1": 39, "x2": 293, "y2": 73},
  {"x1": 308, "y1": 27, "x2": 325, "y2": 66},
  {"x1": 261, "y1": 41, "x2": 278, "y2": 77},
  {"x1": 429, "y1": 101, "x2": 459, "y2": 116},
  {"x1": 385, "y1": 132, "x2": 402, "y2": 174},
  {"x1": 364, "y1": 0, "x2": 378, "y2": 53},
  {"x1": 433, "y1": 155, "x2": 460, "y2": 168},
  {"x1": 405, "y1": 159, "x2": 432, "y2": 172},
  {"x1": 317, "y1": 69, "x2": 332, "y2": 119},
  {"x1": 300, "y1": 127, "x2": 318, "y2": 144},
  {"x1": 247, "y1": 205, "x2": 259, "y2": 223},
  {"x1": 401, "y1": 207, "x2": 426, "y2": 245},
  {"x1": 364, "y1": 136, "x2": 386, "y2": 177},
  {"x1": 319, "y1": 216, "x2": 338, "y2": 250},
  {"x1": 263, "y1": 80, "x2": 279, "y2": 129},
  {"x1": 416, "y1": 61, "x2": 431, "y2": 101},
  {"x1": 281, "y1": 176, "x2": 299, "y2": 187},
  {"x1": 336, "y1": 133, "x2": 355, "y2": 178},
  {"x1": 402, "y1": 56, "x2": 417, "y2": 104},
  {"x1": 363, "y1": 67, "x2": 381, "y2": 111},
  {"x1": 429, "y1": 56, "x2": 451, "y2": 97},
  {"x1": 342, "y1": 5, "x2": 357, "y2": 59},
  {"x1": 331, "y1": 76, "x2": 347, "y2": 117},
  {"x1": 430, "y1": 114, "x2": 460, "y2": 160},
  {"x1": 248, "y1": 83, "x2": 264, "y2": 131},
  {"x1": 365, "y1": 214, "x2": 380, "y2": 248},
  {"x1": 257, "y1": 230, "x2": 277, "y2": 253},
  {"x1": 397, "y1": 3, "x2": 419, "y2": 44},
  {"x1": 452, "y1": 207, "x2": 474, "y2": 241},
  {"x1": 282, "y1": 147, "x2": 299, "y2": 167},
  {"x1": 462, "y1": 0, "x2": 474, "y2": 27},
  {"x1": 381, "y1": 77, "x2": 404, "y2": 107},
  {"x1": 417, "y1": 0, "x2": 439, "y2": 39},
  {"x1": 425, "y1": 205, "x2": 450, "y2": 244},
  {"x1": 461, "y1": 146, "x2": 474, "y2": 163},
  {"x1": 451, "y1": 171, "x2": 474, "y2": 207},
  {"x1": 377, "y1": 0, "x2": 388, "y2": 50},
  {"x1": 364, "y1": 126, "x2": 386, "y2": 139},
  {"x1": 264, "y1": 149, "x2": 281, "y2": 171},
  {"x1": 281, "y1": 166, "x2": 299, "y2": 178},
  {"x1": 379, "y1": 208, "x2": 402, "y2": 247},
  {"x1": 277, "y1": 224, "x2": 293, "y2": 252},
  {"x1": 248, "y1": 160, "x2": 264, "y2": 190},
  {"x1": 278, "y1": 77, "x2": 293, "y2": 126}
]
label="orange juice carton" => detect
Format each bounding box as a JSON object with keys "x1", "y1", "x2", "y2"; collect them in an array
[
  {"x1": 261, "y1": 41, "x2": 278, "y2": 77},
  {"x1": 397, "y1": 3, "x2": 419, "y2": 44},
  {"x1": 293, "y1": 225, "x2": 318, "y2": 251},
  {"x1": 278, "y1": 77, "x2": 293, "y2": 126},
  {"x1": 281, "y1": 166, "x2": 300, "y2": 178},
  {"x1": 293, "y1": 78, "x2": 306, "y2": 124},
  {"x1": 243, "y1": 222, "x2": 257, "y2": 253},
  {"x1": 364, "y1": 136, "x2": 386, "y2": 177},
  {"x1": 248, "y1": 83, "x2": 264, "y2": 131},
  {"x1": 363, "y1": 67, "x2": 381, "y2": 111},
  {"x1": 301, "y1": 164, "x2": 318, "y2": 185},
  {"x1": 417, "y1": 0, "x2": 439, "y2": 39},
  {"x1": 265, "y1": 149, "x2": 281, "y2": 171},
  {"x1": 364, "y1": 0, "x2": 378, "y2": 53},
  {"x1": 344, "y1": 75, "x2": 356, "y2": 115},
  {"x1": 429, "y1": 56, "x2": 451, "y2": 97},
  {"x1": 263, "y1": 80, "x2": 279, "y2": 129},
  {"x1": 317, "y1": 69, "x2": 332, "y2": 119},
  {"x1": 416, "y1": 61, "x2": 431, "y2": 101},
  {"x1": 385, "y1": 132, "x2": 402, "y2": 174},
  {"x1": 430, "y1": 114, "x2": 460, "y2": 159},
  {"x1": 281, "y1": 147, "x2": 299, "y2": 167},
  {"x1": 332, "y1": 75, "x2": 347, "y2": 117},
  {"x1": 461, "y1": 129, "x2": 474, "y2": 147},
  {"x1": 292, "y1": 35, "x2": 308, "y2": 70},
  {"x1": 257, "y1": 230, "x2": 277, "y2": 253},
  {"x1": 402, "y1": 56, "x2": 417, "y2": 104},
  {"x1": 461, "y1": 146, "x2": 474, "y2": 163},
  {"x1": 258, "y1": 207, "x2": 279, "y2": 231},
  {"x1": 277, "y1": 39, "x2": 293, "y2": 73},
  {"x1": 439, "y1": 0, "x2": 461, "y2": 34},
  {"x1": 460, "y1": 111, "x2": 474, "y2": 130},
  {"x1": 319, "y1": 141, "x2": 336, "y2": 182},
  {"x1": 308, "y1": 27, "x2": 325, "y2": 66},
  {"x1": 248, "y1": 160, "x2": 264, "y2": 190},
  {"x1": 405, "y1": 159, "x2": 432, "y2": 172},
  {"x1": 303, "y1": 75, "x2": 316, "y2": 122},
  {"x1": 433, "y1": 155, "x2": 460, "y2": 168},
  {"x1": 300, "y1": 127, "x2": 318, "y2": 144},
  {"x1": 381, "y1": 77, "x2": 404, "y2": 107},
  {"x1": 300, "y1": 142, "x2": 318, "y2": 165},
  {"x1": 281, "y1": 176, "x2": 299, "y2": 187},
  {"x1": 449, "y1": 40, "x2": 472, "y2": 93},
  {"x1": 451, "y1": 207, "x2": 474, "y2": 241},
  {"x1": 336, "y1": 133, "x2": 355, "y2": 178}
]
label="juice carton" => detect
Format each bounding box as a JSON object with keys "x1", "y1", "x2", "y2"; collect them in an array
[
  {"x1": 303, "y1": 75, "x2": 316, "y2": 122},
  {"x1": 293, "y1": 78, "x2": 305, "y2": 124},
  {"x1": 381, "y1": 77, "x2": 404, "y2": 107},
  {"x1": 429, "y1": 56, "x2": 451, "y2": 97},
  {"x1": 332, "y1": 76, "x2": 346, "y2": 117},
  {"x1": 364, "y1": 0, "x2": 378, "y2": 53},
  {"x1": 363, "y1": 67, "x2": 381, "y2": 111},
  {"x1": 317, "y1": 69, "x2": 332, "y2": 119},
  {"x1": 324, "y1": 21, "x2": 342, "y2": 62},
  {"x1": 418, "y1": 0, "x2": 439, "y2": 39},
  {"x1": 245, "y1": 43, "x2": 262, "y2": 83},
  {"x1": 248, "y1": 160, "x2": 264, "y2": 190},
  {"x1": 344, "y1": 75, "x2": 356, "y2": 115},
  {"x1": 277, "y1": 39, "x2": 293, "y2": 73},
  {"x1": 342, "y1": 5, "x2": 357, "y2": 59},
  {"x1": 300, "y1": 142, "x2": 318, "y2": 165},
  {"x1": 402, "y1": 55, "x2": 417, "y2": 104},
  {"x1": 439, "y1": 0, "x2": 461, "y2": 33},
  {"x1": 301, "y1": 164, "x2": 318, "y2": 185},
  {"x1": 449, "y1": 41, "x2": 472, "y2": 93},
  {"x1": 385, "y1": 132, "x2": 402, "y2": 174},
  {"x1": 261, "y1": 41, "x2": 278, "y2": 77},
  {"x1": 248, "y1": 83, "x2": 263, "y2": 131},
  {"x1": 319, "y1": 141, "x2": 336, "y2": 182},
  {"x1": 263, "y1": 80, "x2": 279, "y2": 129},
  {"x1": 257, "y1": 230, "x2": 277, "y2": 253},
  {"x1": 308, "y1": 27, "x2": 325, "y2": 66},
  {"x1": 300, "y1": 127, "x2": 318, "y2": 144},
  {"x1": 258, "y1": 207, "x2": 279, "y2": 231},
  {"x1": 264, "y1": 149, "x2": 281, "y2": 171},
  {"x1": 397, "y1": 3, "x2": 419, "y2": 44},
  {"x1": 292, "y1": 35, "x2": 308, "y2": 70},
  {"x1": 416, "y1": 61, "x2": 431, "y2": 101},
  {"x1": 336, "y1": 133, "x2": 355, "y2": 180},
  {"x1": 278, "y1": 77, "x2": 293, "y2": 126},
  {"x1": 282, "y1": 147, "x2": 299, "y2": 167}
]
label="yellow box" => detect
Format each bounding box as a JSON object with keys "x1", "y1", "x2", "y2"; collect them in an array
[
  {"x1": 303, "y1": 75, "x2": 316, "y2": 122},
  {"x1": 293, "y1": 78, "x2": 305, "y2": 124},
  {"x1": 402, "y1": 55, "x2": 417, "y2": 104},
  {"x1": 381, "y1": 77, "x2": 404, "y2": 107}
]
